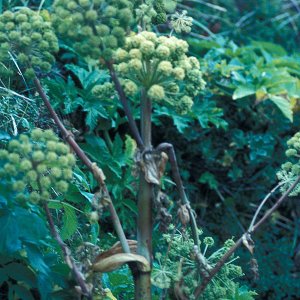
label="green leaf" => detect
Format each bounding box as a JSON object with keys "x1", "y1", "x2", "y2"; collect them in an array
[
  {"x1": 0, "y1": 268, "x2": 8, "y2": 284},
  {"x1": 25, "y1": 244, "x2": 50, "y2": 275},
  {"x1": 268, "y1": 95, "x2": 293, "y2": 122},
  {"x1": 252, "y1": 41, "x2": 287, "y2": 56},
  {"x1": 60, "y1": 205, "x2": 78, "y2": 240},
  {"x1": 232, "y1": 85, "x2": 256, "y2": 100},
  {"x1": 12, "y1": 284, "x2": 35, "y2": 300},
  {"x1": 91, "y1": 223, "x2": 99, "y2": 245},
  {"x1": 233, "y1": 285, "x2": 258, "y2": 300},
  {"x1": 0, "y1": 209, "x2": 21, "y2": 253},
  {"x1": 0, "y1": 131, "x2": 10, "y2": 141},
  {"x1": 173, "y1": 115, "x2": 190, "y2": 133},
  {"x1": 4, "y1": 262, "x2": 36, "y2": 287},
  {"x1": 84, "y1": 104, "x2": 108, "y2": 130},
  {"x1": 65, "y1": 64, "x2": 109, "y2": 89},
  {"x1": 199, "y1": 172, "x2": 218, "y2": 190}
]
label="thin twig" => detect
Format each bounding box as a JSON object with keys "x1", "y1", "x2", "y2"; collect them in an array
[
  {"x1": 248, "y1": 182, "x2": 284, "y2": 232},
  {"x1": 43, "y1": 202, "x2": 92, "y2": 299},
  {"x1": 156, "y1": 143, "x2": 200, "y2": 248},
  {"x1": 106, "y1": 62, "x2": 144, "y2": 150},
  {"x1": 33, "y1": 76, "x2": 131, "y2": 254},
  {"x1": 194, "y1": 175, "x2": 300, "y2": 298}
]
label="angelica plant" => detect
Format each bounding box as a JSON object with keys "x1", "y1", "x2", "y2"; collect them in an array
[
  {"x1": 0, "y1": 129, "x2": 75, "y2": 203},
  {"x1": 52, "y1": 0, "x2": 134, "y2": 60},
  {"x1": 170, "y1": 10, "x2": 193, "y2": 34},
  {"x1": 0, "y1": 8, "x2": 58, "y2": 78},
  {"x1": 151, "y1": 228, "x2": 253, "y2": 300},
  {"x1": 277, "y1": 132, "x2": 300, "y2": 196},
  {"x1": 0, "y1": 2, "x2": 272, "y2": 299},
  {"x1": 97, "y1": 31, "x2": 206, "y2": 114}
]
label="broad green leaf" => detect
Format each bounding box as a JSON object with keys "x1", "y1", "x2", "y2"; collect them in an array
[
  {"x1": 0, "y1": 131, "x2": 10, "y2": 140},
  {"x1": 232, "y1": 85, "x2": 256, "y2": 100},
  {"x1": 65, "y1": 64, "x2": 109, "y2": 89},
  {"x1": 252, "y1": 41, "x2": 287, "y2": 56},
  {"x1": 3, "y1": 262, "x2": 36, "y2": 287},
  {"x1": 12, "y1": 284, "x2": 35, "y2": 300},
  {"x1": 79, "y1": 190, "x2": 94, "y2": 203},
  {"x1": 268, "y1": 95, "x2": 293, "y2": 122},
  {"x1": 0, "y1": 209, "x2": 21, "y2": 253},
  {"x1": 199, "y1": 172, "x2": 218, "y2": 190},
  {"x1": 25, "y1": 244, "x2": 50, "y2": 275},
  {"x1": 60, "y1": 205, "x2": 78, "y2": 240}
]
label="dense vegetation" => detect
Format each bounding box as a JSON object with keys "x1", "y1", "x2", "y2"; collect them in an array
[{"x1": 1, "y1": 0, "x2": 300, "y2": 299}]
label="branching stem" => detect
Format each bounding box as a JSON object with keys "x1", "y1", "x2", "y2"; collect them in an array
[
  {"x1": 156, "y1": 143, "x2": 200, "y2": 248},
  {"x1": 194, "y1": 175, "x2": 300, "y2": 299},
  {"x1": 106, "y1": 62, "x2": 144, "y2": 150},
  {"x1": 248, "y1": 181, "x2": 284, "y2": 232},
  {"x1": 33, "y1": 76, "x2": 130, "y2": 254},
  {"x1": 43, "y1": 202, "x2": 92, "y2": 299}
]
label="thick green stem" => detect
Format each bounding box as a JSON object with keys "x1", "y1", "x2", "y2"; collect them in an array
[{"x1": 135, "y1": 90, "x2": 153, "y2": 300}]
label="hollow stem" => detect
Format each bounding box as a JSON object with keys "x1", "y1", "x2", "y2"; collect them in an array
[{"x1": 135, "y1": 89, "x2": 153, "y2": 300}]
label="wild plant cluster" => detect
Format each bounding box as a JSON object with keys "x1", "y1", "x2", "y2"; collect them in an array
[{"x1": 0, "y1": 0, "x2": 300, "y2": 299}]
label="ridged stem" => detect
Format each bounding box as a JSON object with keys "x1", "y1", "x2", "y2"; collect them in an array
[{"x1": 135, "y1": 89, "x2": 153, "y2": 300}]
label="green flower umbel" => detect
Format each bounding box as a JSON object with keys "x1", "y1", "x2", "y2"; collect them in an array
[
  {"x1": 277, "y1": 132, "x2": 300, "y2": 196},
  {"x1": 0, "y1": 129, "x2": 76, "y2": 204},
  {"x1": 52, "y1": 0, "x2": 134, "y2": 60},
  {"x1": 110, "y1": 31, "x2": 206, "y2": 114},
  {"x1": 0, "y1": 8, "x2": 58, "y2": 78}
]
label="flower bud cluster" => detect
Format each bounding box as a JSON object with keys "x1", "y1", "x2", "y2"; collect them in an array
[
  {"x1": 112, "y1": 31, "x2": 206, "y2": 114},
  {"x1": 277, "y1": 132, "x2": 300, "y2": 196},
  {"x1": 152, "y1": 0, "x2": 167, "y2": 25},
  {"x1": 52, "y1": 0, "x2": 134, "y2": 60},
  {"x1": 0, "y1": 129, "x2": 76, "y2": 204},
  {"x1": 0, "y1": 8, "x2": 58, "y2": 78},
  {"x1": 152, "y1": 228, "x2": 245, "y2": 299},
  {"x1": 170, "y1": 10, "x2": 193, "y2": 34},
  {"x1": 135, "y1": 3, "x2": 157, "y2": 29},
  {"x1": 92, "y1": 82, "x2": 115, "y2": 100}
]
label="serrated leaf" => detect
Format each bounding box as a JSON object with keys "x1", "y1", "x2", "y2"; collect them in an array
[
  {"x1": 233, "y1": 85, "x2": 256, "y2": 99},
  {"x1": 84, "y1": 104, "x2": 108, "y2": 130},
  {"x1": 60, "y1": 205, "x2": 77, "y2": 240},
  {"x1": 65, "y1": 64, "x2": 109, "y2": 89},
  {"x1": 268, "y1": 95, "x2": 293, "y2": 122}
]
